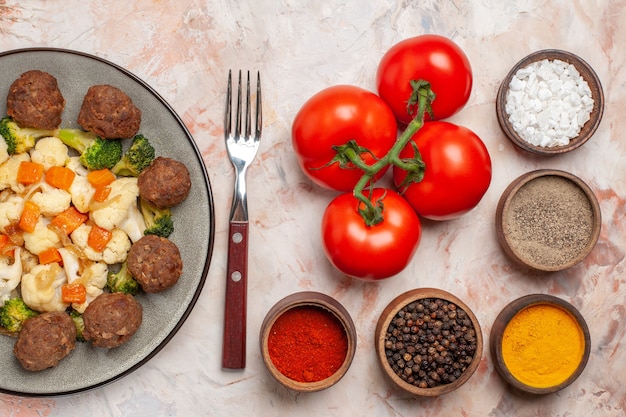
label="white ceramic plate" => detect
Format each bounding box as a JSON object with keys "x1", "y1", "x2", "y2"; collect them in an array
[{"x1": 0, "y1": 48, "x2": 215, "y2": 396}]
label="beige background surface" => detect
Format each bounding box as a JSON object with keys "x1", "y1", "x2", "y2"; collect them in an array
[{"x1": 0, "y1": 1, "x2": 624, "y2": 416}]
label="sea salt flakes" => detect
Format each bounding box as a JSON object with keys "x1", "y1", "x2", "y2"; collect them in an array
[{"x1": 505, "y1": 59, "x2": 594, "y2": 147}]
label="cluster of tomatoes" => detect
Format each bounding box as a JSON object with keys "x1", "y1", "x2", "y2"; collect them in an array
[{"x1": 291, "y1": 35, "x2": 492, "y2": 281}]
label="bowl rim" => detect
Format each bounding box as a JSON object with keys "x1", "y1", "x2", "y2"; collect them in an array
[
  {"x1": 259, "y1": 291, "x2": 357, "y2": 392},
  {"x1": 489, "y1": 294, "x2": 591, "y2": 394},
  {"x1": 374, "y1": 287, "x2": 483, "y2": 397},
  {"x1": 495, "y1": 169, "x2": 602, "y2": 271},
  {"x1": 495, "y1": 48, "x2": 604, "y2": 155}
]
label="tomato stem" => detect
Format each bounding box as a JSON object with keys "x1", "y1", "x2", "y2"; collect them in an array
[
  {"x1": 329, "y1": 140, "x2": 379, "y2": 172},
  {"x1": 350, "y1": 81, "x2": 434, "y2": 224}
]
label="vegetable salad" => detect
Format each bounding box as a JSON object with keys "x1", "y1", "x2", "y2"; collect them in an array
[{"x1": 0, "y1": 132, "x2": 146, "y2": 320}]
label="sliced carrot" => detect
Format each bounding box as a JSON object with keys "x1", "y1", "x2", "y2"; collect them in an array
[
  {"x1": 17, "y1": 161, "x2": 45, "y2": 184},
  {"x1": 0, "y1": 234, "x2": 12, "y2": 256},
  {"x1": 18, "y1": 201, "x2": 40, "y2": 233},
  {"x1": 87, "y1": 168, "x2": 116, "y2": 188},
  {"x1": 45, "y1": 166, "x2": 76, "y2": 191},
  {"x1": 61, "y1": 283, "x2": 86, "y2": 304},
  {"x1": 1, "y1": 227, "x2": 18, "y2": 257},
  {"x1": 93, "y1": 185, "x2": 111, "y2": 202},
  {"x1": 50, "y1": 206, "x2": 88, "y2": 235},
  {"x1": 88, "y1": 224, "x2": 113, "y2": 252},
  {"x1": 38, "y1": 247, "x2": 63, "y2": 265}
]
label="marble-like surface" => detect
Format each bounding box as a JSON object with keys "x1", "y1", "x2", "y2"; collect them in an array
[{"x1": 1, "y1": 0, "x2": 625, "y2": 415}]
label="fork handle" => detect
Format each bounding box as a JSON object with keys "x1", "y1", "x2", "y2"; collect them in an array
[{"x1": 222, "y1": 220, "x2": 248, "y2": 369}]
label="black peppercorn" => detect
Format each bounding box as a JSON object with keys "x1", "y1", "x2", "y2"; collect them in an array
[{"x1": 384, "y1": 297, "x2": 477, "y2": 389}]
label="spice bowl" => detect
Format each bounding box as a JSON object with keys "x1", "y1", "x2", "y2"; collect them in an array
[
  {"x1": 375, "y1": 288, "x2": 483, "y2": 397},
  {"x1": 496, "y1": 169, "x2": 601, "y2": 272},
  {"x1": 496, "y1": 49, "x2": 604, "y2": 155},
  {"x1": 259, "y1": 291, "x2": 357, "y2": 392},
  {"x1": 490, "y1": 294, "x2": 591, "y2": 394}
]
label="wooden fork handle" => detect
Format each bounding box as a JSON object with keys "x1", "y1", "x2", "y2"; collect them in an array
[{"x1": 222, "y1": 221, "x2": 248, "y2": 369}]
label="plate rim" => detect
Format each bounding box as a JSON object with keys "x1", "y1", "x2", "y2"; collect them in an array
[{"x1": 0, "y1": 47, "x2": 215, "y2": 397}]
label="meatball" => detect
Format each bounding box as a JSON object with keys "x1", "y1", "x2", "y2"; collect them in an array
[
  {"x1": 13, "y1": 311, "x2": 76, "y2": 371},
  {"x1": 77, "y1": 84, "x2": 141, "y2": 139},
  {"x1": 83, "y1": 292, "x2": 143, "y2": 349},
  {"x1": 127, "y1": 234, "x2": 183, "y2": 293},
  {"x1": 6, "y1": 70, "x2": 65, "y2": 130},
  {"x1": 138, "y1": 156, "x2": 191, "y2": 209}
]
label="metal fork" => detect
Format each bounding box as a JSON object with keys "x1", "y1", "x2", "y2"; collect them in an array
[{"x1": 222, "y1": 70, "x2": 262, "y2": 369}]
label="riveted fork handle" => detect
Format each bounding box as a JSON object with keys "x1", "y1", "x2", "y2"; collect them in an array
[{"x1": 222, "y1": 221, "x2": 248, "y2": 369}]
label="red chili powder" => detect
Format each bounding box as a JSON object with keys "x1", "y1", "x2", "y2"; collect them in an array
[{"x1": 267, "y1": 305, "x2": 348, "y2": 383}]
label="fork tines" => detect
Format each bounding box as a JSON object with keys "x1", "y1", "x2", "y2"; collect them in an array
[{"x1": 225, "y1": 70, "x2": 262, "y2": 143}]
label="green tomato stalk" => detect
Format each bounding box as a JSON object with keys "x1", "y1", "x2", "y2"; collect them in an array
[{"x1": 333, "y1": 80, "x2": 435, "y2": 226}]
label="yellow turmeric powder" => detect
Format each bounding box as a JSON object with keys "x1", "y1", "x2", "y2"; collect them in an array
[{"x1": 501, "y1": 303, "x2": 585, "y2": 388}]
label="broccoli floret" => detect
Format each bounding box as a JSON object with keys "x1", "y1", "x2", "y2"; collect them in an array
[
  {"x1": 111, "y1": 134, "x2": 155, "y2": 177},
  {"x1": 107, "y1": 260, "x2": 140, "y2": 295},
  {"x1": 140, "y1": 197, "x2": 174, "y2": 238},
  {"x1": 69, "y1": 309, "x2": 86, "y2": 342},
  {"x1": 0, "y1": 297, "x2": 39, "y2": 333},
  {"x1": 56, "y1": 128, "x2": 123, "y2": 170},
  {"x1": 0, "y1": 117, "x2": 56, "y2": 155}
]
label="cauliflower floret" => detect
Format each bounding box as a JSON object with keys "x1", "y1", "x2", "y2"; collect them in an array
[
  {"x1": 69, "y1": 174, "x2": 95, "y2": 213},
  {"x1": 21, "y1": 262, "x2": 69, "y2": 312},
  {"x1": 66, "y1": 156, "x2": 95, "y2": 213},
  {"x1": 23, "y1": 217, "x2": 62, "y2": 255},
  {"x1": 58, "y1": 248, "x2": 108, "y2": 313},
  {"x1": 73, "y1": 261, "x2": 107, "y2": 313},
  {"x1": 70, "y1": 224, "x2": 131, "y2": 264},
  {"x1": 29, "y1": 183, "x2": 72, "y2": 217},
  {"x1": 0, "y1": 191, "x2": 24, "y2": 233},
  {"x1": 102, "y1": 229, "x2": 132, "y2": 264},
  {"x1": 118, "y1": 198, "x2": 146, "y2": 243},
  {"x1": 19, "y1": 247, "x2": 38, "y2": 275},
  {"x1": 0, "y1": 247, "x2": 22, "y2": 304},
  {"x1": 0, "y1": 152, "x2": 30, "y2": 193},
  {"x1": 29, "y1": 136, "x2": 70, "y2": 170},
  {"x1": 0, "y1": 137, "x2": 8, "y2": 165},
  {"x1": 66, "y1": 156, "x2": 89, "y2": 176},
  {"x1": 69, "y1": 224, "x2": 99, "y2": 260},
  {"x1": 90, "y1": 177, "x2": 139, "y2": 230}
]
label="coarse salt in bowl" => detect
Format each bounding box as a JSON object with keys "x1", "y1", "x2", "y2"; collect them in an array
[{"x1": 496, "y1": 49, "x2": 604, "y2": 155}]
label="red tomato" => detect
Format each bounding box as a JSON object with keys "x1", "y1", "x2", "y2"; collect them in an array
[
  {"x1": 376, "y1": 34, "x2": 472, "y2": 124},
  {"x1": 291, "y1": 85, "x2": 398, "y2": 191},
  {"x1": 321, "y1": 188, "x2": 421, "y2": 280},
  {"x1": 393, "y1": 121, "x2": 491, "y2": 221}
]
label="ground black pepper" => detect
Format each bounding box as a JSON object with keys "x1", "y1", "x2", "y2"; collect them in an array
[
  {"x1": 384, "y1": 298, "x2": 477, "y2": 388},
  {"x1": 504, "y1": 175, "x2": 594, "y2": 268}
]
